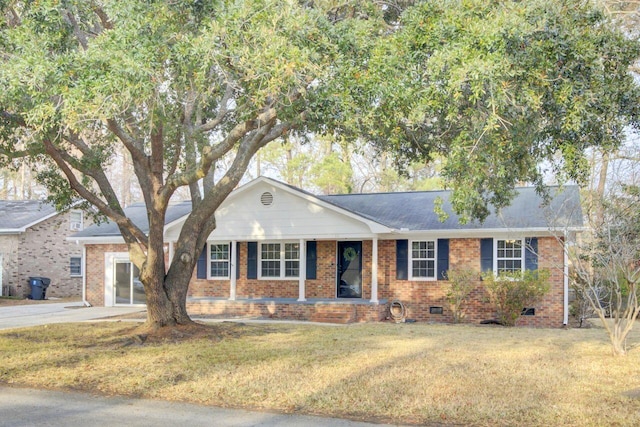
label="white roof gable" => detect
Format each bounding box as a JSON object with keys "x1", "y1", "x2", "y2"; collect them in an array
[{"x1": 164, "y1": 178, "x2": 391, "y2": 241}]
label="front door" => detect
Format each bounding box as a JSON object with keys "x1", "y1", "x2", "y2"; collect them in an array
[
  {"x1": 114, "y1": 260, "x2": 146, "y2": 305},
  {"x1": 337, "y1": 241, "x2": 362, "y2": 298}
]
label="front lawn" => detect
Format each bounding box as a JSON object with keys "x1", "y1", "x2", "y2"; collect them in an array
[{"x1": 1, "y1": 321, "x2": 639, "y2": 426}]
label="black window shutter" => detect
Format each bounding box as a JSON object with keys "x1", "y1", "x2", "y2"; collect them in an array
[
  {"x1": 525, "y1": 237, "x2": 538, "y2": 271},
  {"x1": 196, "y1": 245, "x2": 207, "y2": 279},
  {"x1": 437, "y1": 239, "x2": 449, "y2": 280},
  {"x1": 235, "y1": 242, "x2": 240, "y2": 278},
  {"x1": 396, "y1": 240, "x2": 408, "y2": 280},
  {"x1": 306, "y1": 241, "x2": 317, "y2": 280},
  {"x1": 247, "y1": 242, "x2": 258, "y2": 279},
  {"x1": 480, "y1": 238, "x2": 493, "y2": 273}
]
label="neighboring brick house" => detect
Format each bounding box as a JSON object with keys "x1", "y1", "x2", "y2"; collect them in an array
[
  {"x1": 74, "y1": 177, "x2": 583, "y2": 327},
  {"x1": 0, "y1": 201, "x2": 87, "y2": 298}
]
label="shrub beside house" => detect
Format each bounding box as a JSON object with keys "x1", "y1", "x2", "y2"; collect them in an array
[
  {"x1": 73, "y1": 177, "x2": 583, "y2": 327},
  {"x1": 0, "y1": 201, "x2": 87, "y2": 298}
]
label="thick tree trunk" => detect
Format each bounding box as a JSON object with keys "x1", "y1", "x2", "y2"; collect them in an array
[
  {"x1": 138, "y1": 202, "x2": 195, "y2": 329},
  {"x1": 143, "y1": 273, "x2": 193, "y2": 328},
  {"x1": 143, "y1": 213, "x2": 214, "y2": 329}
]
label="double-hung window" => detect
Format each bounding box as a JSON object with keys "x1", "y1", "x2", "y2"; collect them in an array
[
  {"x1": 209, "y1": 243, "x2": 230, "y2": 279},
  {"x1": 410, "y1": 240, "x2": 436, "y2": 280},
  {"x1": 70, "y1": 256, "x2": 82, "y2": 277},
  {"x1": 69, "y1": 210, "x2": 83, "y2": 231},
  {"x1": 496, "y1": 239, "x2": 523, "y2": 274},
  {"x1": 260, "y1": 242, "x2": 299, "y2": 279}
]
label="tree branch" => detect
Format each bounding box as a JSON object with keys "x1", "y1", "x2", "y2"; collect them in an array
[
  {"x1": 91, "y1": 3, "x2": 113, "y2": 30},
  {"x1": 1, "y1": 110, "x2": 27, "y2": 127},
  {"x1": 41, "y1": 137, "x2": 149, "y2": 248},
  {"x1": 150, "y1": 120, "x2": 165, "y2": 191},
  {"x1": 163, "y1": 107, "x2": 278, "y2": 196},
  {"x1": 195, "y1": 82, "x2": 234, "y2": 132},
  {"x1": 62, "y1": 9, "x2": 89, "y2": 50},
  {"x1": 106, "y1": 119, "x2": 146, "y2": 164}
]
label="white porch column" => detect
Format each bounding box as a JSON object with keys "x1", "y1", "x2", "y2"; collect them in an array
[
  {"x1": 229, "y1": 240, "x2": 237, "y2": 301},
  {"x1": 370, "y1": 237, "x2": 379, "y2": 303},
  {"x1": 298, "y1": 238, "x2": 307, "y2": 301}
]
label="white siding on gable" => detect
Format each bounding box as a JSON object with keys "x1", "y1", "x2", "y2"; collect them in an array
[
  {"x1": 213, "y1": 184, "x2": 375, "y2": 240},
  {"x1": 165, "y1": 182, "x2": 380, "y2": 241}
]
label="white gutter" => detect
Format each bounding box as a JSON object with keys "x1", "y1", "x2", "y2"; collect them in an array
[
  {"x1": 0, "y1": 229, "x2": 26, "y2": 235},
  {"x1": 66, "y1": 235, "x2": 126, "y2": 244},
  {"x1": 388, "y1": 226, "x2": 587, "y2": 237}
]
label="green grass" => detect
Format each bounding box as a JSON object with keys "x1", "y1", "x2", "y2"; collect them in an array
[{"x1": 1, "y1": 321, "x2": 639, "y2": 426}]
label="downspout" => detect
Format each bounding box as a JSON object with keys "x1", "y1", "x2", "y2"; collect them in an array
[
  {"x1": 563, "y1": 233, "x2": 569, "y2": 326},
  {"x1": 82, "y1": 244, "x2": 91, "y2": 307}
]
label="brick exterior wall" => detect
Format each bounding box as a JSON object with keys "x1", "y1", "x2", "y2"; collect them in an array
[
  {"x1": 378, "y1": 238, "x2": 493, "y2": 324},
  {"x1": 378, "y1": 237, "x2": 565, "y2": 327},
  {"x1": 306, "y1": 241, "x2": 337, "y2": 298},
  {"x1": 0, "y1": 211, "x2": 89, "y2": 298},
  {"x1": 88, "y1": 236, "x2": 567, "y2": 327}
]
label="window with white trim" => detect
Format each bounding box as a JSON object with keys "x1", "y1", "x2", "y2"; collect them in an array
[
  {"x1": 69, "y1": 210, "x2": 83, "y2": 231},
  {"x1": 70, "y1": 256, "x2": 82, "y2": 277},
  {"x1": 209, "y1": 243, "x2": 230, "y2": 278},
  {"x1": 410, "y1": 240, "x2": 436, "y2": 279},
  {"x1": 496, "y1": 239, "x2": 523, "y2": 273},
  {"x1": 260, "y1": 242, "x2": 299, "y2": 279}
]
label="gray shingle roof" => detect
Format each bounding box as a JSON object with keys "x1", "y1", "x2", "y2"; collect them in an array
[
  {"x1": 0, "y1": 200, "x2": 58, "y2": 231},
  {"x1": 72, "y1": 201, "x2": 193, "y2": 238},
  {"x1": 320, "y1": 185, "x2": 583, "y2": 230},
  {"x1": 75, "y1": 181, "x2": 583, "y2": 238}
]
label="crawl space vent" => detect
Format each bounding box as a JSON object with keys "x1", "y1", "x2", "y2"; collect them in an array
[{"x1": 260, "y1": 191, "x2": 274, "y2": 206}]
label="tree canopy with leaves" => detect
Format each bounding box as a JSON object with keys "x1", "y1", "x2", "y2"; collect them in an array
[
  {"x1": 348, "y1": 0, "x2": 640, "y2": 221},
  {"x1": 1, "y1": 0, "x2": 639, "y2": 328}
]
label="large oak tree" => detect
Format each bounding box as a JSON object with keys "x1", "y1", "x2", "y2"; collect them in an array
[{"x1": 1, "y1": 0, "x2": 638, "y2": 328}]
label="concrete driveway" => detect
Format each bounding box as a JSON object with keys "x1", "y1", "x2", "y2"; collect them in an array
[
  {"x1": 0, "y1": 386, "x2": 399, "y2": 427},
  {"x1": 0, "y1": 302, "x2": 145, "y2": 330}
]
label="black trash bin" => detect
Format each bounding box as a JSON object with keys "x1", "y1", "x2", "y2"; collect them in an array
[{"x1": 28, "y1": 277, "x2": 51, "y2": 300}]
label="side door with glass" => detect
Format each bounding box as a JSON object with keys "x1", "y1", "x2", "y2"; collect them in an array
[{"x1": 114, "y1": 260, "x2": 146, "y2": 305}]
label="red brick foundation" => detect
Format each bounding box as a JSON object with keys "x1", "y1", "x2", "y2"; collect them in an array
[{"x1": 187, "y1": 298, "x2": 387, "y2": 324}]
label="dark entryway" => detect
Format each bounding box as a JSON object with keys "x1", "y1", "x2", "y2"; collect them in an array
[{"x1": 337, "y1": 241, "x2": 362, "y2": 298}]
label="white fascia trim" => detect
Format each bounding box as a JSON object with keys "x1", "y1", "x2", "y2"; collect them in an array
[
  {"x1": 0, "y1": 229, "x2": 25, "y2": 234},
  {"x1": 20, "y1": 201, "x2": 83, "y2": 231},
  {"x1": 164, "y1": 214, "x2": 192, "y2": 235},
  {"x1": 66, "y1": 236, "x2": 127, "y2": 244},
  {"x1": 211, "y1": 233, "x2": 379, "y2": 241},
  {"x1": 386, "y1": 227, "x2": 584, "y2": 239},
  {"x1": 19, "y1": 210, "x2": 61, "y2": 230}
]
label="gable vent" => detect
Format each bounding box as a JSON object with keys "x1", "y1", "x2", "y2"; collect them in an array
[{"x1": 260, "y1": 191, "x2": 274, "y2": 206}]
